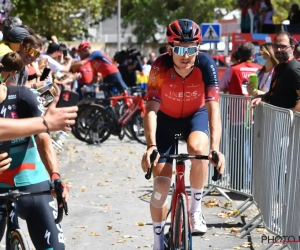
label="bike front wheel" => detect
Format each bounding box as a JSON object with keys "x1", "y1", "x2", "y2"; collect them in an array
[
  {"x1": 172, "y1": 193, "x2": 191, "y2": 250},
  {"x1": 10, "y1": 229, "x2": 30, "y2": 250}
]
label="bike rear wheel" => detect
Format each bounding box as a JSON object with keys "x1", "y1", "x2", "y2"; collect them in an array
[
  {"x1": 10, "y1": 229, "x2": 30, "y2": 250},
  {"x1": 172, "y1": 193, "x2": 191, "y2": 250},
  {"x1": 130, "y1": 111, "x2": 146, "y2": 145}
]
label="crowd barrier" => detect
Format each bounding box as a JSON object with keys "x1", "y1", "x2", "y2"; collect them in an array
[{"x1": 204, "y1": 94, "x2": 300, "y2": 250}]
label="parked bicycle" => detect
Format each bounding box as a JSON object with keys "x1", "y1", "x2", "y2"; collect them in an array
[
  {"x1": 0, "y1": 179, "x2": 68, "y2": 250},
  {"x1": 145, "y1": 133, "x2": 222, "y2": 250}
]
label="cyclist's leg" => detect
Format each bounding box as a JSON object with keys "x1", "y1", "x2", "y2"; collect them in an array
[
  {"x1": 103, "y1": 72, "x2": 128, "y2": 93},
  {"x1": 151, "y1": 112, "x2": 184, "y2": 250},
  {"x1": 185, "y1": 106, "x2": 209, "y2": 233},
  {"x1": 17, "y1": 181, "x2": 65, "y2": 250}
]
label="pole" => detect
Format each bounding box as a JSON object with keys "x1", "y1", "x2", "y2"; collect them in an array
[{"x1": 117, "y1": 0, "x2": 121, "y2": 51}]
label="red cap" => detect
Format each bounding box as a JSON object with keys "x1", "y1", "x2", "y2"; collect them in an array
[{"x1": 78, "y1": 41, "x2": 91, "y2": 51}]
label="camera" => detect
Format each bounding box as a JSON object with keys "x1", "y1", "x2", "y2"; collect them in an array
[{"x1": 114, "y1": 48, "x2": 141, "y2": 65}]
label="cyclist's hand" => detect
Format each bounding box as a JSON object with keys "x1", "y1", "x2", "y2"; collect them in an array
[
  {"x1": 141, "y1": 146, "x2": 160, "y2": 172},
  {"x1": 0, "y1": 153, "x2": 11, "y2": 174},
  {"x1": 51, "y1": 174, "x2": 70, "y2": 207},
  {"x1": 209, "y1": 150, "x2": 225, "y2": 174}
]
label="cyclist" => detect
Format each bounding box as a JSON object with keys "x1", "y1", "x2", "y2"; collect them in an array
[
  {"x1": 71, "y1": 42, "x2": 128, "y2": 97},
  {"x1": 141, "y1": 19, "x2": 225, "y2": 250},
  {"x1": 0, "y1": 52, "x2": 69, "y2": 249}
]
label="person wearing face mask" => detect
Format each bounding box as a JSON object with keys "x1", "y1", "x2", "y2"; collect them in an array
[
  {"x1": 141, "y1": 19, "x2": 225, "y2": 250},
  {"x1": 247, "y1": 43, "x2": 279, "y2": 96},
  {"x1": 252, "y1": 31, "x2": 300, "y2": 111}
]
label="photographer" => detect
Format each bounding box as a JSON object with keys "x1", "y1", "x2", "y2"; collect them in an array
[{"x1": 114, "y1": 48, "x2": 142, "y2": 87}]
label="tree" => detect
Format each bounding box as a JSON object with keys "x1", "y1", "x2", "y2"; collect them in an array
[
  {"x1": 121, "y1": 0, "x2": 237, "y2": 43},
  {"x1": 9, "y1": 0, "x2": 117, "y2": 40}
]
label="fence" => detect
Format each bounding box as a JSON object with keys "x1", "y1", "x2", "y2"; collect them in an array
[{"x1": 205, "y1": 93, "x2": 300, "y2": 250}]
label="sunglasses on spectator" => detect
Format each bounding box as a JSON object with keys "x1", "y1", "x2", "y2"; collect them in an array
[
  {"x1": 272, "y1": 44, "x2": 292, "y2": 50},
  {"x1": 24, "y1": 46, "x2": 40, "y2": 58},
  {"x1": 171, "y1": 46, "x2": 198, "y2": 56}
]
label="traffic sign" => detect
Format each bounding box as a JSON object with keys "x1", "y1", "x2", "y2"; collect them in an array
[{"x1": 201, "y1": 23, "x2": 221, "y2": 43}]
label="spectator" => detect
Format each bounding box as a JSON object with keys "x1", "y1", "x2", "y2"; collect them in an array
[
  {"x1": 239, "y1": 0, "x2": 251, "y2": 33},
  {"x1": 1, "y1": 16, "x2": 22, "y2": 42},
  {"x1": 247, "y1": 42, "x2": 279, "y2": 96},
  {"x1": 260, "y1": 0, "x2": 275, "y2": 33},
  {"x1": 4, "y1": 35, "x2": 43, "y2": 88},
  {"x1": 253, "y1": 0, "x2": 262, "y2": 33},
  {"x1": 252, "y1": 31, "x2": 300, "y2": 111},
  {"x1": 0, "y1": 51, "x2": 24, "y2": 85},
  {"x1": 287, "y1": 4, "x2": 300, "y2": 25},
  {"x1": 42, "y1": 42, "x2": 72, "y2": 74},
  {"x1": 221, "y1": 42, "x2": 261, "y2": 191},
  {"x1": 147, "y1": 52, "x2": 156, "y2": 65},
  {"x1": 220, "y1": 42, "x2": 261, "y2": 95},
  {"x1": 294, "y1": 41, "x2": 300, "y2": 61},
  {"x1": 136, "y1": 55, "x2": 151, "y2": 90},
  {"x1": 219, "y1": 49, "x2": 240, "y2": 93}
]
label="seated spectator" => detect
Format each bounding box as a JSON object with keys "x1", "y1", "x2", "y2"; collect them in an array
[
  {"x1": 287, "y1": 4, "x2": 300, "y2": 25},
  {"x1": 260, "y1": 0, "x2": 275, "y2": 33}
]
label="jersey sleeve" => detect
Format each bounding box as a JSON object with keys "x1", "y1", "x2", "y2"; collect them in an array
[
  {"x1": 18, "y1": 86, "x2": 45, "y2": 118},
  {"x1": 145, "y1": 63, "x2": 162, "y2": 103},
  {"x1": 199, "y1": 55, "x2": 220, "y2": 102}
]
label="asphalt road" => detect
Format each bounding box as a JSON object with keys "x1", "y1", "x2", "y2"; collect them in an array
[{"x1": 1, "y1": 136, "x2": 282, "y2": 250}]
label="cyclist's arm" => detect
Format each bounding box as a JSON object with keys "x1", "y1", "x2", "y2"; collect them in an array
[
  {"x1": 144, "y1": 62, "x2": 162, "y2": 147},
  {"x1": 18, "y1": 87, "x2": 60, "y2": 175},
  {"x1": 202, "y1": 56, "x2": 221, "y2": 152},
  {"x1": 35, "y1": 133, "x2": 60, "y2": 176},
  {"x1": 144, "y1": 101, "x2": 160, "y2": 147}
]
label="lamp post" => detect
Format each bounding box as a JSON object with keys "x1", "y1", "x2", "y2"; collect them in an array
[{"x1": 117, "y1": 0, "x2": 121, "y2": 51}]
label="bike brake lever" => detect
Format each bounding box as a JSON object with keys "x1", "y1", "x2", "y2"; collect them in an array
[
  {"x1": 145, "y1": 150, "x2": 158, "y2": 180},
  {"x1": 211, "y1": 151, "x2": 222, "y2": 181}
]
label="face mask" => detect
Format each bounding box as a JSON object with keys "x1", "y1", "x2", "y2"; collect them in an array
[
  {"x1": 256, "y1": 55, "x2": 266, "y2": 66},
  {"x1": 275, "y1": 51, "x2": 291, "y2": 63}
]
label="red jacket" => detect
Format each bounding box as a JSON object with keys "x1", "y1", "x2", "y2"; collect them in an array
[{"x1": 229, "y1": 61, "x2": 262, "y2": 96}]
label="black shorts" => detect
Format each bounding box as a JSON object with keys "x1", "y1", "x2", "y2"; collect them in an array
[
  {"x1": 156, "y1": 107, "x2": 209, "y2": 164},
  {"x1": 0, "y1": 181, "x2": 65, "y2": 250}
]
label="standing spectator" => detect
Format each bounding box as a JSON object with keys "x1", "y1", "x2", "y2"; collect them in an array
[
  {"x1": 147, "y1": 51, "x2": 156, "y2": 65},
  {"x1": 252, "y1": 31, "x2": 300, "y2": 111},
  {"x1": 220, "y1": 42, "x2": 261, "y2": 191},
  {"x1": 287, "y1": 4, "x2": 300, "y2": 25},
  {"x1": 260, "y1": 0, "x2": 275, "y2": 33},
  {"x1": 220, "y1": 42, "x2": 261, "y2": 95},
  {"x1": 239, "y1": 0, "x2": 251, "y2": 33},
  {"x1": 294, "y1": 41, "x2": 300, "y2": 61},
  {"x1": 136, "y1": 55, "x2": 151, "y2": 90},
  {"x1": 247, "y1": 42, "x2": 279, "y2": 96}
]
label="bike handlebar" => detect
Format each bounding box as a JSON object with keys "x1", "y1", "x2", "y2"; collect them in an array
[
  {"x1": 0, "y1": 179, "x2": 68, "y2": 224},
  {"x1": 145, "y1": 150, "x2": 222, "y2": 181}
]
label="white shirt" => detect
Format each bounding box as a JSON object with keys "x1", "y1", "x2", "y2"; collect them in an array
[
  {"x1": 40, "y1": 53, "x2": 64, "y2": 73},
  {"x1": 258, "y1": 69, "x2": 273, "y2": 92},
  {"x1": 142, "y1": 64, "x2": 151, "y2": 75}
]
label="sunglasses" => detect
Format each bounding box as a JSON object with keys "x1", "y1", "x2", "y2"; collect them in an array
[
  {"x1": 272, "y1": 44, "x2": 292, "y2": 50},
  {"x1": 24, "y1": 46, "x2": 40, "y2": 58},
  {"x1": 171, "y1": 46, "x2": 198, "y2": 56}
]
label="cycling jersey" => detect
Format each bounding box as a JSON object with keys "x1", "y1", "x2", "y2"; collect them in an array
[
  {"x1": 76, "y1": 61, "x2": 94, "y2": 85},
  {"x1": 83, "y1": 51, "x2": 119, "y2": 78},
  {"x1": 146, "y1": 53, "x2": 220, "y2": 118},
  {"x1": 0, "y1": 86, "x2": 49, "y2": 188}
]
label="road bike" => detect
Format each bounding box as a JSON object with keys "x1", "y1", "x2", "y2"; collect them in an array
[
  {"x1": 145, "y1": 133, "x2": 222, "y2": 250},
  {"x1": 0, "y1": 179, "x2": 68, "y2": 250}
]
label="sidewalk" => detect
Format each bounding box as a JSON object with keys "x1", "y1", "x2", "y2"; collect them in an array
[{"x1": 4, "y1": 136, "x2": 283, "y2": 249}]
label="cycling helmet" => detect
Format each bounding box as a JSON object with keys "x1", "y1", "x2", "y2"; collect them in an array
[{"x1": 166, "y1": 19, "x2": 202, "y2": 43}]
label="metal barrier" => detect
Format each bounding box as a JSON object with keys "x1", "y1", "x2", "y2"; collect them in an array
[
  {"x1": 205, "y1": 94, "x2": 254, "y2": 213},
  {"x1": 283, "y1": 112, "x2": 300, "y2": 250},
  {"x1": 239, "y1": 103, "x2": 293, "y2": 249}
]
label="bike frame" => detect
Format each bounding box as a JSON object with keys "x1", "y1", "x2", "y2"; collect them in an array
[
  {"x1": 168, "y1": 135, "x2": 192, "y2": 243},
  {"x1": 5, "y1": 200, "x2": 20, "y2": 249}
]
